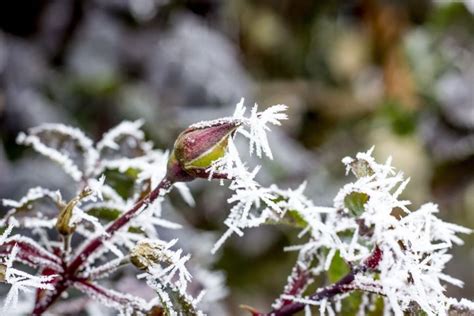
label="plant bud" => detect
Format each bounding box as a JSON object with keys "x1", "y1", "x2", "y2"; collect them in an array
[
  {"x1": 130, "y1": 241, "x2": 165, "y2": 271},
  {"x1": 56, "y1": 189, "x2": 92, "y2": 236},
  {"x1": 349, "y1": 159, "x2": 374, "y2": 178},
  {"x1": 0, "y1": 264, "x2": 6, "y2": 282},
  {"x1": 167, "y1": 121, "x2": 239, "y2": 182},
  {"x1": 56, "y1": 200, "x2": 76, "y2": 236}
]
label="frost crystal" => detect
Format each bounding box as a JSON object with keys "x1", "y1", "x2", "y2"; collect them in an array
[
  {"x1": 271, "y1": 148, "x2": 471, "y2": 315},
  {"x1": 96, "y1": 120, "x2": 145, "y2": 152},
  {"x1": 1, "y1": 245, "x2": 57, "y2": 312},
  {"x1": 4, "y1": 100, "x2": 471, "y2": 315},
  {"x1": 191, "y1": 98, "x2": 287, "y2": 160}
]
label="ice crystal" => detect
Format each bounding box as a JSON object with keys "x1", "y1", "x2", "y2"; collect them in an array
[
  {"x1": 1, "y1": 245, "x2": 57, "y2": 312},
  {"x1": 274, "y1": 148, "x2": 471, "y2": 315},
  {"x1": 192, "y1": 99, "x2": 289, "y2": 253},
  {"x1": 96, "y1": 120, "x2": 146, "y2": 152},
  {"x1": 191, "y1": 98, "x2": 287, "y2": 160},
  {"x1": 3, "y1": 99, "x2": 471, "y2": 315}
]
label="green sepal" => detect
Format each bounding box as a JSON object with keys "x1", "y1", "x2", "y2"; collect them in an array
[
  {"x1": 185, "y1": 136, "x2": 229, "y2": 169},
  {"x1": 344, "y1": 192, "x2": 369, "y2": 217}
]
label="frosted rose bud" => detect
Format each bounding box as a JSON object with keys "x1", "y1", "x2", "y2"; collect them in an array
[
  {"x1": 167, "y1": 121, "x2": 239, "y2": 182},
  {"x1": 130, "y1": 241, "x2": 165, "y2": 271}
]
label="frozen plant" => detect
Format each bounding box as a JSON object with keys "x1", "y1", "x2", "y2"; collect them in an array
[
  {"x1": 0, "y1": 98, "x2": 472, "y2": 315},
  {"x1": 239, "y1": 148, "x2": 473, "y2": 316}
]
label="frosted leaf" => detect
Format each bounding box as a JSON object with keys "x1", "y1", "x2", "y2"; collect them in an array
[
  {"x1": 2, "y1": 187, "x2": 60, "y2": 211},
  {"x1": 70, "y1": 205, "x2": 106, "y2": 235},
  {"x1": 74, "y1": 280, "x2": 148, "y2": 314},
  {"x1": 83, "y1": 175, "x2": 106, "y2": 203},
  {"x1": 280, "y1": 148, "x2": 472, "y2": 315},
  {"x1": 97, "y1": 120, "x2": 144, "y2": 151},
  {"x1": 82, "y1": 257, "x2": 127, "y2": 280},
  {"x1": 3, "y1": 235, "x2": 62, "y2": 270},
  {"x1": 2, "y1": 245, "x2": 57, "y2": 313},
  {"x1": 100, "y1": 150, "x2": 168, "y2": 190},
  {"x1": 16, "y1": 123, "x2": 100, "y2": 180},
  {"x1": 17, "y1": 132, "x2": 82, "y2": 181}
]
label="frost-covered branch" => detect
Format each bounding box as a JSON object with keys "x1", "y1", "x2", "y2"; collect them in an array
[
  {"x1": 73, "y1": 279, "x2": 148, "y2": 314},
  {"x1": 3, "y1": 99, "x2": 472, "y2": 316},
  {"x1": 245, "y1": 148, "x2": 472, "y2": 316},
  {"x1": 0, "y1": 239, "x2": 62, "y2": 271},
  {"x1": 1, "y1": 245, "x2": 58, "y2": 313}
]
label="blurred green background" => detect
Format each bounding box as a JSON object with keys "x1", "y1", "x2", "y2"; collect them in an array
[{"x1": 0, "y1": 0, "x2": 473, "y2": 314}]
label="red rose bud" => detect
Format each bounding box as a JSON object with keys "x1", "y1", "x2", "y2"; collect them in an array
[{"x1": 166, "y1": 120, "x2": 240, "y2": 182}]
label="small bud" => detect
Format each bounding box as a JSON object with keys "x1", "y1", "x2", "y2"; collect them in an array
[
  {"x1": 56, "y1": 189, "x2": 92, "y2": 236},
  {"x1": 130, "y1": 241, "x2": 166, "y2": 271},
  {"x1": 349, "y1": 159, "x2": 374, "y2": 178},
  {"x1": 0, "y1": 264, "x2": 6, "y2": 282},
  {"x1": 167, "y1": 121, "x2": 239, "y2": 182},
  {"x1": 56, "y1": 200, "x2": 76, "y2": 236}
]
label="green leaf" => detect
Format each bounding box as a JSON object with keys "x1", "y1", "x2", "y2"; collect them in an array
[
  {"x1": 367, "y1": 295, "x2": 384, "y2": 316},
  {"x1": 327, "y1": 251, "x2": 364, "y2": 315},
  {"x1": 157, "y1": 284, "x2": 200, "y2": 316},
  {"x1": 327, "y1": 251, "x2": 350, "y2": 283},
  {"x1": 285, "y1": 210, "x2": 308, "y2": 228},
  {"x1": 341, "y1": 292, "x2": 363, "y2": 315},
  {"x1": 87, "y1": 207, "x2": 122, "y2": 221},
  {"x1": 103, "y1": 169, "x2": 136, "y2": 199},
  {"x1": 186, "y1": 136, "x2": 229, "y2": 169},
  {"x1": 344, "y1": 192, "x2": 369, "y2": 217}
]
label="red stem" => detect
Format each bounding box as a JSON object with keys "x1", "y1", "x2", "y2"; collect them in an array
[
  {"x1": 32, "y1": 178, "x2": 173, "y2": 315},
  {"x1": 259, "y1": 271, "x2": 356, "y2": 316},
  {"x1": 259, "y1": 246, "x2": 383, "y2": 316},
  {"x1": 279, "y1": 264, "x2": 311, "y2": 307},
  {"x1": 0, "y1": 240, "x2": 62, "y2": 271},
  {"x1": 73, "y1": 279, "x2": 147, "y2": 312}
]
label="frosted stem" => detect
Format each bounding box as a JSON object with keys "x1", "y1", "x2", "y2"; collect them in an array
[
  {"x1": 32, "y1": 178, "x2": 173, "y2": 315},
  {"x1": 73, "y1": 279, "x2": 147, "y2": 312},
  {"x1": 62, "y1": 235, "x2": 71, "y2": 260},
  {"x1": 67, "y1": 177, "x2": 172, "y2": 273},
  {"x1": 258, "y1": 247, "x2": 384, "y2": 316},
  {"x1": 0, "y1": 240, "x2": 62, "y2": 271}
]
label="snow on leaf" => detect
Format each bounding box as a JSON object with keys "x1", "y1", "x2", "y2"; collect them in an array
[
  {"x1": 287, "y1": 148, "x2": 472, "y2": 316},
  {"x1": 2, "y1": 245, "x2": 58, "y2": 313},
  {"x1": 17, "y1": 131, "x2": 83, "y2": 181},
  {"x1": 16, "y1": 123, "x2": 100, "y2": 180},
  {"x1": 96, "y1": 120, "x2": 146, "y2": 152}
]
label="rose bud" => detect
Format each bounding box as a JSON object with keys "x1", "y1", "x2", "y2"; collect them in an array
[
  {"x1": 130, "y1": 240, "x2": 166, "y2": 271},
  {"x1": 166, "y1": 120, "x2": 240, "y2": 182}
]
